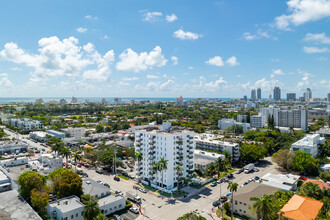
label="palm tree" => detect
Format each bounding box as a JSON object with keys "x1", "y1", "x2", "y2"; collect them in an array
[
  {"x1": 215, "y1": 157, "x2": 231, "y2": 178},
  {"x1": 250, "y1": 195, "x2": 273, "y2": 220},
  {"x1": 158, "y1": 157, "x2": 168, "y2": 192},
  {"x1": 151, "y1": 162, "x2": 159, "y2": 184},
  {"x1": 83, "y1": 197, "x2": 100, "y2": 220},
  {"x1": 175, "y1": 165, "x2": 183, "y2": 195},
  {"x1": 72, "y1": 151, "x2": 82, "y2": 171},
  {"x1": 134, "y1": 151, "x2": 143, "y2": 182},
  {"x1": 59, "y1": 147, "x2": 71, "y2": 163},
  {"x1": 227, "y1": 181, "x2": 239, "y2": 220}
]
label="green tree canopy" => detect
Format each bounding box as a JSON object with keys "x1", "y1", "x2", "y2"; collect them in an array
[{"x1": 18, "y1": 171, "x2": 46, "y2": 203}]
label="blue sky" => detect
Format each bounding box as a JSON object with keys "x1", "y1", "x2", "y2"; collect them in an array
[{"x1": 0, "y1": 0, "x2": 329, "y2": 98}]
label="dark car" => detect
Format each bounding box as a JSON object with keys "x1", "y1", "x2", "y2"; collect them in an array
[
  {"x1": 84, "y1": 164, "x2": 89, "y2": 168},
  {"x1": 104, "y1": 183, "x2": 110, "y2": 188},
  {"x1": 254, "y1": 176, "x2": 259, "y2": 180},
  {"x1": 113, "y1": 176, "x2": 120, "y2": 181},
  {"x1": 113, "y1": 214, "x2": 121, "y2": 220},
  {"x1": 139, "y1": 188, "x2": 147, "y2": 193},
  {"x1": 212, "y1": 200, "x2": 221, "y2": 207},
  {"x1": 243, "y1": 182, "x2": 249, "y2": 185},
  {"x1": 82, "y1": 172, "x2": 88, "y2": 177},
  {"x1": 227, "y1": 173, "x2": 233, "y2": 178},
  {"x1": 237, "y1": 168, "x2": 244, "y2": 174},
  {"x1": 220, "y1": 196, "x2": 228, "y2": 203},
  {"x1": 133, "y1": 185, "x2": 140, "y2": 190}
]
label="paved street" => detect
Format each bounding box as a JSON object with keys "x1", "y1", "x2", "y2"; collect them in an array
[{"x1": 80, "y1": 156, "x2": 282, "y2": 220}]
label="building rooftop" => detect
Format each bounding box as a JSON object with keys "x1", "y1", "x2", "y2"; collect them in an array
[
  {"x1": 0, "y1": 190, "x2": 42, "y2": 220},
  {"x1": 292, "y1": 134, "x2": 324, "y2": 146},
  {"x1": 279, "y1": 195, "x2": 323, "y2": 220},
  {"x1": 194, "y1": 150, "x2": 225, "y2": 160},
  {"x1": 304, "y1": 179, "x2": 330, "y2": 190},
  {"x1": 0, "y1": 169, "x2": 10, "y2": 183},
  {"x1": 82, "y1": 178, "x2": 110, "y2": 198},
  {"x1": 234, "y1": 182, "x2": 279, "y2": 204},
  {"x1": 48, "y1": 196, "x2": 84, "y2": 213},
  {"x1": 98, "y1": 194, "x2": 125, "y2": 205},
  {"x1": 261, "y1": 173, "x2": 300, "y2": 191}
]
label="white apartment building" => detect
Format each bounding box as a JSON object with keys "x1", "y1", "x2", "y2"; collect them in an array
[
  {"x1": 47, "y1": 196, "x2": 84, "y2": 220},
  {"x1": 250, "y1": 115, "x2": 263, "y2": 128},
  {"x1": 2, "y1": 118, "x2": 43, "y2": 130},
  {"x1": 291, "y1": 134, "x2": 325, "y2": 158},
  {"x1": 38, "y1": 153, "x2": 63, "y2": 170},
  {"x1": 237, "y1": 115, "x2": 248, "y2": 122},
  {"x1": 218, "y1": 118, "x2": 250, "y2": 133},
  {"x1": 195, "y1": 137, "x2": 240, "y2": 161},
  {"x1": 66, "y1": 127, "x2": 86, "y2": 138},
  {"x1": 0, "y1": 168, "x2": 11, "y2": 192},
  {"x1": 134, "y1": 130, "x2": 195, "y2": 192}
]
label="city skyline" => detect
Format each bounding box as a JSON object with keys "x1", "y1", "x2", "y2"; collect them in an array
[{"x1": 0, "y1": 0, "x2": 329, "y2": 98}]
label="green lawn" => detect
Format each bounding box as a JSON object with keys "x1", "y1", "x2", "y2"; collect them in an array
[
  {"x1": 140, "y1": 184, "x2": 186, "y2": 198},
  {"x1": 118, "y1": 175, "x2": 129, "y2": 180},
  {"x1": 216, "y1": 208, "x2": 233, "y2": 220}
]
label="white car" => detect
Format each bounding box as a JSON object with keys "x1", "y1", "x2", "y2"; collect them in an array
[{"x1": 129, "y1": 207, "x2": 139, "y2": 214}]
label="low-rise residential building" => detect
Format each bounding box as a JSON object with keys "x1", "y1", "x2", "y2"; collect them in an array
[
  {"x1": 260, "y1": 173, "x2": 300, "y2": 191},
  {"x1": 2, "y1": 118, "x2": 43, "y2": 130},
  {"x1": 0, "y1": 142, "x2": 28, "y2": 155},
  {"x1": 237, "y1": 115, "x2": 248, "y2": 123},
  {"x1": 278, "y1": 195, "x2": 323, "y2": 220},
  {"x1": 316, "y1": 127, "x2": 330, "y2": 139},
  {"x1": 218, "y1": 118, "x2": 236, "y2": 130},
  {"x1": 30, "y1": 131, "x2": 52, "y2": 142},
  {"x1": 46, "y1": 130, "x2": 66, "y2": 139},
  {"x1": 0, "y1": 168, "x2": 11, "y2": 192},
  {"x1": 65, "y1": 127, "x2": 86, "y2": 138},
  {"x1": 195, "y1": 137, "x2": 239, "y2": 161},
  {"x1": 308, "y1": 108, "x2": 329, "y2": 122},
  {"x1": 231, "y1": 182, "x2": 279, "y2": 219},
  {"x1": 82, "y1": 178, "x2": 111, "y2": 199},
  {"x1": 99, "y1": 195, "x2": 126, "y2": 216},
  {"x1": 303, "y1": 179, "x2": 330, "y2": 190},
  {"x1": 47, "y1": 196, "x2": 84, "y2": 220},
  {"x1": 194, "y1": 150, "x2": 225, "y2": 172},
  {"x1": 291, "y1": 134, "x2": 325, "y2": 158},
  {"x1": 38, "y1": 153, "x2": 63, "y2": 170}
]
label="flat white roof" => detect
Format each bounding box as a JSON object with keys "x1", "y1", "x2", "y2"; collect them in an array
[{"x1": 48, "y1": 196, "x2": 84, "y2": 213}]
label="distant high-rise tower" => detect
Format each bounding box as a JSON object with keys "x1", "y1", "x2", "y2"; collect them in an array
[
  {"x1": 269, "y1": 94, "x2": 272, "y2": 101},
  {"x1": 257, "y1": 88, "x2": 261, "y2": 100},
  {"x1": 305, "y1": 88, "x2": 312, "y2": 102},
  {"x1": 287, "y1": 93, "x2": 296, "y2": 101},
  {"x1": 327, "y1": 93, "x2": 330, "y2": 102},
  {"x1": 243, "y1": 95, "x2": 247, "y2": 101},
  {"x1": 273, "y1": 87, "x2": 281, "y2": 101},
  {"x1": 251, "y1": 89, "x2": 256, "y2": 101}
]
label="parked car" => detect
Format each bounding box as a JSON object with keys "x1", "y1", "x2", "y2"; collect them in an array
[
  {"x1": 254, "y1": 176, "x2": 259, "y2": 180},
  {"x1": 104, "y1": 183, "x2": 110, "y2": 188},
  {"x1": 225, "y1": 192, "x2": 232, "y2": 197},
  {"x1": 77, "y1": 164, "x2": 82, "y2": 168},
  {"x1": 114, "y1": 176, "x2": 120, "y2": 181},
  {"x1": 217, "y1": 178, "x2": 224, "y2": 184},
  {"x1": 129, "y1": 207, "x2": 139, "y2": 214},
  {"x1": 243, "y1": 182, "x2": 249, "y2": 185},
  {"x1": 220, "y1": 196, "x2": 228, "y2": 203},
  {"x1": 212, "y1": 200, "x2": 221, "y2": 207},
  {"x1": 84, "y1": 164, "x2": 89, "y2": 168},
  {"x1": 211, "y1": 181, "x2": 217, "y2": 187},
  {"x1": 115, "y1": 190, "x2": 123, "y2": 196},
  {"x1": 113, "y1": 214, "x2": 121, "y2": 220},
  {"x1": 139, "y1": 188, "x2": 147, "y2": 193},
  {"x1": 254, "y1": 168, "x2": 259, "y2": 172},
  {"x1": 227, "y1": 173, "x2": 233, "y2": 178},
  {"x1": 82, "y1": 172, "x2": 88, "y2": 177},
  {"x1": 299, "y1": 177, "x2": 307, "y2": 180},
  {"x1": 133, "y1": 186, "x2": 140, "y2": 190}
]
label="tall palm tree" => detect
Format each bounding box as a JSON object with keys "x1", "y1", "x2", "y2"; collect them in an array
[
  {"x1": 59, "y1": 147, "x2": 71, "y2": 163},
  {"x1": 158, "y1": 157, "x2": 168, "y2": 192},
  {"x1": 250, "y1": 195, "x2": 273, "y2": 220},
  {"x1": 215, "y1": 157, "x2": 231, "y2": 178},
  {"x1": 134, "y1": 151, "x2": 143, "y2": 182},
  {"x1": 227, "y1": 181, "x2": 239, "y2": 220},
  {"x1": 151, "y1": 161, "x2": 159, "y2": 184},
  {"x1": 72, "y1": 151, "x2": 82, "y2": 171},
  {"x1": 175, "y1": 165, "x2": 184, "y2": 195},
  {"x1": 83, "y1": 197, "x2": 100, "y2": 220}
]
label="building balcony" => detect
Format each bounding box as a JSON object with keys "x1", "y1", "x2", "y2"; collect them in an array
[
  {"x1": 188, "y1": 155, "x2": 193, "y2": 159},
  {"x1": 187, "y1": 165, "x2": 194, "y2": 170},
  {"x1": 186, "y1": 150, "x2": 194, "y2": 154},
  {"x1": 148, "y1": 151, "x2": 155, "y2": 155},
  {"x1": 188, "y1": 145, "x2": 194, "y2": 150},
  {"x1": 176, "y1": 156, "x2": 183, "y2": 160},
  {"x1": 148, "y1": 156, "x2": 155, "y2": 160},
  {"x1": 176, "y1": 161, "x2": 183, "y2": 166},
  {"x1": 176, "y1": 141, "x2": 183, "y2": 145},
  {"x1": 188, "y1": 160, "x2": 194, "y2": 165},
  {"x1": 176, "y1": 147, "x2": 183, "y2": 151},
  {"x1": 188, "y1": 136, "x2": 193, "y2": 140},
  {"x1": 149, "y1": 146, "x2": 156, "y2": 150}
]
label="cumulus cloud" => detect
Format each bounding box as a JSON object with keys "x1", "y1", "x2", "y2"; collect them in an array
[
  {"x1": 226, "y1": 56, "x2": 239, "y2": 66},
  {"x1": 147, "y1": 79, "x2": 174, "y2": 91},
  {"x1": 303, "y1": 46, "x2": 329, "y2": 53},
  {"x1": 118, "y1": 81, "x2": 130, "y2": 87},
  {"x1": 147, "y1": 74, "x2": 159, "y2": 79},
  {"x1": 166, "y1": 14, "x2": 178, "y2": 22},
  {"x1": 296, "y1": 69, "x2": 312, "y2": 88},
  {"x1": 76, "y1": 27, "x2": 87, "y2": 33},
  {"x1": 0, "y1": 36, "x2": 115, "y2": 82},
  {"x1": 10, "y1": 67, "x2": 22, "y2": 71},
  {"x1": 173, "y1": 29, "x2": 202, "y2": 40},
  {"x1": 241, "y1": 29, "x2": 272, "y2": 40},
  {"x1": 272, "y1": 69, "x2": 285, "y2": 75},
  {"x1": 143, "y1": 12, "x2": 163, "y2": 22},
  {"x1": 304, "y1": 32, "x2": 330, "y2": 44},
  {"x1": 274, "y1": 0, "x2": 330, "y2": 30},
  {"x1": 116, "y1": 46, "x2": 167, "y2": 72},
  {"x1": 196, "y1": 76, "x2": 228, "y2": 92},
  {"x1": 171, "y1": 56, "x2": 178, "y2": 65},
  {"x1": 205, "y1": 56, "x2": 224, "y2": 67},
  {"x1": 0, "y1": 73, "x2": 13, "y2": 88}
]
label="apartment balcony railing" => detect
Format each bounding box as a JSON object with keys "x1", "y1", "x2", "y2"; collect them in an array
[
  {"x1": 188, "y1": 145, "x2": 194, "y2": 150},
  {"x1": 188, "y1": 155, "x2": 193, "y2": 159},
  {"x1": 148, "y1": 156, "x2": 155, "y2": 160},
  {"x1": 187, "y1": 164, "x2": 194, "y2": 170},
  {"x1": 176, "y1": 141, "x2": 183, "y2": 145}
]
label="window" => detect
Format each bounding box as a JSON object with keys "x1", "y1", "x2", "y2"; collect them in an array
[
  {"x1": 239, "y1": 209, "x2": 242, "y2": 212},
  {"x1": 76, "y1": 213, "x2": 78, "y2": 217},
  {"x1": 244, "y1": 203, "x2": 246, "y2": 206},
  {"x1": 114, "y1": 206, "x2": 117, "y2": 209},
  {"x1": 239, "y1": 202, "x2": 242, "y2": 204},
  {"x1": 71, "y1": 215, "x2": 73, "y2": 219},
  {"x1": 119, "y1": 204, "x2": 122, "y2": 208},
  {"x1": 81, "y1": 212, "x2": 84, "y2": 216},
  {"x1": 235, "y1": 200, "x2": 238, "y2": 205},
  {"x1": 243, "y1": 211, "x2": 246, "y2": 213}
]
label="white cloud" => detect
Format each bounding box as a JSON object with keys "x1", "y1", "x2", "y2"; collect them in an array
[
  {"x1": 296, "y1": 69, "x2": 312, "y2": 88},
  {"x1": 76, "y1": 27, "x2": 87, "y2": 33},
  {"x1": 206, "y1": 56, "x2": 224, "y2": 67},
  {"x1": 271, "y1": 58, "x2": 280, "y2": 62},
  {"x1": 116, "y1": 46, "x2": 167, "y2": 72},
  {"x1": 147, "y1": 79, "x2": 174, "y2": 91},
  {"x1": 147, "y1": 74, "x2": 158, "y2": 79},
  {"x1": 10, "y1": 67, "x2": 22, "y2": 71},
  {"x1": 274, "y1": 0, "x2": 330, "y2": 30},
  {"x1": 171, "y1": 56, "x2": 178, "y2": 65},
  {"x1": 226, "y1": 56, "x2": 239, "y2": 66},
  {"x1": 0, "y1": 36, "x2": 115, "y2": 82},
  {"x1": 304, "y1": 32, "x2": 330, "y2": 44},
  {"x1": 272, "y1": 69, "x2": 285, "y2": 75},
  {"x1": 118, "y1": 81, "x2": 130, "y2": 87},
  {"x1": 122, "y1": 77, "x2": 139, "y2": 81},
  {"x1": 188, "y1": 66, "x2": 194, "y2": 70},
  {"x1": 197, "y1": 76, "x2": 228, "y2": 92},
  {"x1": 0, "y1": 73, "x2": 13, "y2": 88},
  {"x1": 143, "y1": 12, "x2": 163, "y2": 22},
  {"x1": 84, "y1": 15, "x2": 98, "y2": 20},
  {"x1": 242, "y1": 32, "x2": 258, "y2": 40},
  {"x1": 173, "y1": 29, "x2": 202, "y2": 40},
  {"x1": 241, "y1": 29, "x2": 272, "y2": 40},
  {"x1": 103, "y1": 35, "x2": 109, "y2": 40},
  {"x1": 165, "y1": 14, "x2": 178, "y2": 22},
  {"x1": 255, "y1": 78, "x2": 281, "y2": 90},
  {"x1": 303, "y1": 46, "x2": 329, "y2": 53}
]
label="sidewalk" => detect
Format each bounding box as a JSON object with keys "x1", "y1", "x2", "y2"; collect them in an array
[{"x1": 210, "y1": 207, "x2": 221, "y2": 220}]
